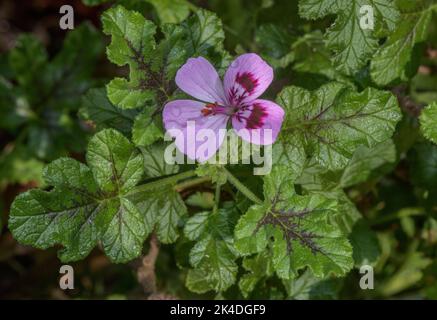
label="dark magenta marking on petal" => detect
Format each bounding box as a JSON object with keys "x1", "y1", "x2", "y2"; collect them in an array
[
  {"x1": 236, "y1": 72, "x2": 258, "y2": 93},
  {"x1": 235, "y1": 102, "x2": 267, "y2": 129},
  {"x1": 228, "y1": 72, "x2": 260, "y2": 105},
  {"x1": 246, "y1": 103, "x2": 267, "y2": 129}
]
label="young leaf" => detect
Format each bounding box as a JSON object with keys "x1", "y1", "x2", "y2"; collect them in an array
[
  {"x1": 102, "y1": 5, "x2": 157, "y2": 109},
  {"x1": 180, "y1": 9, "x2": 226, "y2": 59},
  {"x1": 278, "y1": 83, "x2": 401, "y2": 170},
  {"x1": 234, "y1": 166, "x2": 354, "y2": 280},
  {"x1": 155, "y1": 9, "x2": 229, "y2": 81},
  {"x1": 132, "y1": 109, "x2": 163, "y2": 147},
  {"x1": 8, "y1": 129, "x2": 150, "y2": 263},
  {"x1": 145, "y1": 0, "x2": 192, "y2": 24},
  {"x1": 185, "y1": 192, "x2": 215, "y2": 209}
]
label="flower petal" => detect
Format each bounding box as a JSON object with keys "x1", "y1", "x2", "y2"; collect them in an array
[
  {"x1": 232, "y1": 99, "x2": 284, "y2": 145},
  {"x1": 175, "y1": 57, "x2": 227, "y2": 104},
  {"x1": 163, "y1": 99, "x2": 229, "y2": 162},
  {"x1": 224, "y1": 53, "x2": 273, "y2": 105}
]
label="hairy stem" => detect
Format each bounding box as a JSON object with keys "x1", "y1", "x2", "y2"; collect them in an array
[
  {"x1": 223, "y1": 167, "x2": 263, "y2": 205},
  {"x1": 174, "y1": 176, "x2": 211, "y2": 192},
  {"x1": 127, "y1": 170, "x2": 197, "y2": 197},
  {"x1": 213, "y1": 183, "x2": 221, "y2": 214}
]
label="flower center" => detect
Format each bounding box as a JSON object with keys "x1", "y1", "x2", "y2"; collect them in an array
[
  {"x1": 201, "y1": 103, "x2": 237, "y2": 117},
  {"x1": 201, "y1": 102, "x2": 266, "y2": 129}
]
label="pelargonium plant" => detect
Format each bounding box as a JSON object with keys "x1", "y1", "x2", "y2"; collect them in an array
[{"x1": 1, "y1": 0, "x2": 437, "y2": 300}]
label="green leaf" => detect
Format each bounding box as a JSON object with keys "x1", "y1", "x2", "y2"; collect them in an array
[
  {"x1": 184, "y1": 211, "x2": 210, "y2": 241},
  {"x1": 80, "y1": 88, "x2": 138, "y2": 135},
  {"x1": 134, "y1": 186, "x2": 187, "y2": 243},
  {"x1": 102, "y1": 6, "x2": 228, "y2": 116},
  {"x1": 272, "y1": 140, "x2": 306, "y2": 181},
  {"x1": 4, "y1": 23, "x2": 103, "y2": 162},
  {"x1": 284, "y1": 269, "x2": 343, "y2": 300},
  {"x1": 86, "y1": 129, "x2": 144, "y2": 193},
  {"x1": 106, "y1": 78, "x2": 155, "y2": 110},
  {"x1": 299, "y1": 0, "x2": 400, "y2": 75},
  {"x1": 339, "y1": 139, "x2": 397, "y2": 188},
  {"x1": 185, "y1": 192, "x2": 215, "y2": 209},
  {"x1": 195, "y1": 164, "x2": 227, "y2": 186},
  {"x1": 132, "y1": 109, "x2": 163, "y2": 147},
  {"x1": 349, "y1": 221, "x2": 380, "y2": 267},
  {"x1": 239, "y1": 252, "x2": 274, "y2": 298},
  {"x1": 155, "y1": 190, "x2": 186, "y2": 243},
  {"x1": 145, "y1": 0, "x2": 192, "y2": 24},
  {"x1": 370, "y1": 1, "x2": 437, "y2": 86},
  {"x1": 101, "y1": 197, "x2": 146, "y2": 262},
  {"x1": 156, "y1": 23, "x2": 189, "y2": 81},
  {"x1": 379, "y1": 243, "x2": 431, "y2": 297},
  {"x1": 255, "y1": 24, "x2": 295, "y2": 68},
  {"x1": 278, "y1": 83, "x2": 401, "y2": 170},
  {"x1": 181, "y1": 9, "x2": 225, "y2": 58},
  {"x1": 409, "y1": 142, "x2": 437, "y2": 190},
  {"x1": 9, "y1": 35, "x2": 48, "y2": 94},
  {"x1": 0, "y1": 146, "x2": 44, "y2": 187},
  {"x1": 82, "y1": 0, "x2": 108, "y2": 5},
  {"x1": 156, "y1": 8, "x2": 229, "y2": 79},
  {"x1": 140, "y1": 143, "x2": 179, "y2": 178},
  {"x1": 297, "y1": 161, "x2": 363, "y2": 234},
  {"x1": 184, "y1": 206, "x2": 239, "y2": 293},
  {"x1": 420, "y1": 102, "x2": 437, "y2": 144},
  {"x1": 102, "y1": 5, "x2": 157, "y2": 109},
  {"x1": 49, "y1": 23, "x2": 104, "y2": 108},
  {"x1": 8, "y1": 129, "x2": 149, "y2": 263},
  {"x1": 185, "y1": 268, "x2": 211, "y2": 294},
  {"x1": 291, "y1": 31, "x2": 351, "y2": 86},
  {"x1": 234, "y1": 166, "x2": 354, "y2": 280}
]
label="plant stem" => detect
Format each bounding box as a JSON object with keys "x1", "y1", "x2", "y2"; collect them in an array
[
  {"x1": 213, "y1": 183, "x2": 221, "y2": 214},
  {"x1": 174, "y1": 176, "x2": 211, "y2": 192},
  {"x1": 127, "y1": 170, "x2": 197, "y2": 197},
  {"x1": 370, "y1": 207, "x2": 424, "y2": 226},
  {"x1": 223, "y1": 167, "x2": 263, "y2": 205}
]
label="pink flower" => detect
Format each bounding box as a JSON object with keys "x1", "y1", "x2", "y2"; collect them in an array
[{"x1": 163, "y1": 53, "x2": 284, "y2": 162}]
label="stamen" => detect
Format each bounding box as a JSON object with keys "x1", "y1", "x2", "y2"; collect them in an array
[{"x1": 201, "y1": 103, "x2": 231, "y2": 116}]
